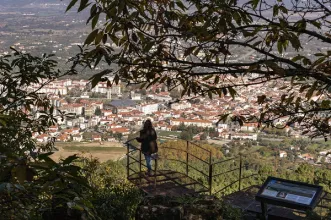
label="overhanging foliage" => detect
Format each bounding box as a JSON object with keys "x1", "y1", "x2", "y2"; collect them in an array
[{"x1": 67, "y1": 0, "x2": 331, "y2": 139}]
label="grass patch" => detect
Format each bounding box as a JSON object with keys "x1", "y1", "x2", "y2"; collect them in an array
[
  {"x1": 55, "y1": 142, "x2": 122, "y2": 148},
  {"x1": 63, "y1": 146, "x2": 126, "y2": 152},
  {"x1": 157, "y1": 130, "x2": 181, "y2": 138},
  {"x1": 246, "y1": 145, "x2": 263, "y2": 153}
]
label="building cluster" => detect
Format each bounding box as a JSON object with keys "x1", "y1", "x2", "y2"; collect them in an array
[
  {"x1": 22, "y1": 77, "x2": 330, "y2": 167},
  {"x1": 26, "y1": 78, "x2": 291, "y2": 144},
  {"x1": 279, "y1": 149, "x2": 331, "y2": 164}
]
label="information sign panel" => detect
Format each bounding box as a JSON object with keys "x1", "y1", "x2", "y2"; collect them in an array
[{"x1": 256, "y1": 176, "x2": 323, "y2": 210}]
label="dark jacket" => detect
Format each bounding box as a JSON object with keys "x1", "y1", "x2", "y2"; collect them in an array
[{"x1": 136, "y1": 128, "x2": 157, "y2": 154}]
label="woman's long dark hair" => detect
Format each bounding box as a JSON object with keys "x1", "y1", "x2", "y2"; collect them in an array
[{"x1": 143, "y1": 119, "x2": 153, "y2": 131}]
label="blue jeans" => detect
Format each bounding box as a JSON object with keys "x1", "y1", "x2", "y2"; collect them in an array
[{"x1": 144, "y1": 154, "x2": 152, "y2": 172}]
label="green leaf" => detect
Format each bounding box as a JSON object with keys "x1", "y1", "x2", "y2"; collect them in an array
[
  {"x1": 302, "y1": 58, "x2": 311, "y2": 65},
  {"x1": 184, "y1": 46, "x2": 196, "y2": 57},
  {"x1": 257, "y1": 95, "x2": 266, "y2": 104},
  {"x1": 279, "y1": 6, "x2": 288, "y2": 14},
  {"x1": 215, "y1": 56, "x2": 219, "y2": 64},
  {"x1": 321, "y1": 100, "x2": 330, "y2": 108},
  {"x1": 62, "y1": 154, "x2": 79, "y2": 165},
  {"x1": 78, "y1": 0, "x2": 90, "y2": 12},
  {"x1": 202, "y1": 75, "x2": 213, "y2": 81},
  {"x1": 102, "y1": 34, "x2": 107, "y2": 44},
  {"x1": 86, "y1": 4, "x2": 97, "y2": 24},
  {"x1": 215, "y1": 89, "x2": 222, "y2": 97},
  {"x1": 95, "y1": 31, "x2": 104, "y2": 45},
  {"x1": 175, "y1": 0, "x2": 186, "y2": 10},
  {"x1": 0, "y1": 119, "x2": 6, "y2": 126},
  {"x1": 217, "y1": 114, "x2": 230, "y2": 125},
  {"x1": 228, "y1": 87, "x2": 237, "y2": 98},
  {"x1": 305, "y1": 81, "x2": 317, "y2": 100},
  {"x1": 291, "y1": 55, "x2": 305, "y2": 62},
  {"x1": 222, "y1": 88, "x2": 227, "y2": 96},
  {"x1": 310, "y1": 21, "x2": 321, "y2": 29},
  {"x1": 288, "y1": 34, "x2": 301, "y2": 50},
  {"x1": 38, "y1": 153, "x2": 58, "y2": 167},
  {"x1": 251, "y1": 0, "x2": 260, "y2": 10},
  {"x1": 214, "y1": 75, "x2": 220, "y2": 84},
  {"x1": 207, "y1": 91, "x2": 213, "y2": 99},
  {"x1": 118, "y1": 0, "x2": 125, "y2": 14},
  {"x1": 38, "y1": 152, "x2": 54, "y2": 160},
  {"x1": 91, "y1": 76, "x2": 100, "y2": 89},
  {"x1": 114, "y1": 74, "x2": 120, "y2": 84},
  {"x1": 313, "y1": 57, "x2": 326, "y2": 66},
  {"x1": 89, "y1": 70, "x2": 111, "y2": 88},
  {"x1": 277, "y1": 41, "x2": 283, "y2": 54},
  {"x1": 66, "y1": 0, "x2": 78, "y2": 12},
  {"x1": 144, "y1": 42, "x2": 154, "y2": 52},
  {"x1": 233, "y1": 12, "x2": 242, "y2": 25},
  {"x1": 132, "y1": 33, "x2": 138, "y2": 42},
  {"x1": 273, "y1": 5, "x2": 279, "y2": 17},
  {"x1": 139, "y1": 82, "x2": 147, "y2": 89},
  {"x1": 91, "y1": 13, "x2": 99, "y2": 29},
  {"x1": 84, "y1": 29, "x2": 98, "y2": 45},
  {"x1": 137, "y1": 32, "x2": 145, "y2": 41},
  {"x1": 71, "y1": 205, "x2": 85, "y2": 211}
]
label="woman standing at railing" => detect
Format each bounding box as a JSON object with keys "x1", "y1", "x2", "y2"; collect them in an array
[{"x1": 136, "y1": 119, "x2": 158, "y2": 176}]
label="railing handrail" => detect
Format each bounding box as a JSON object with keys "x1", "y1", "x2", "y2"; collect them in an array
[
  {"x1": 212, "y1": 157, "x2": 239, "y2": 165},
  {"x1": 161, "y1": 146, "x2": 210, "y2": 165},
  {"x1": 125, "y1": 139, "x2": 257, "y2": 197},
  {"x1": 212, "y1": 167, "x2": 240, "y2": 178},
  {"x1": 125, "y1": 137, "x2": 212, "y2": 153},
  {"x1": 186, "y1": 140, "x2": 211, "y2": 153},
  {"x1": 124, "y1": 138, "x2": 213, "y2": 192},
  {"x1": 125, "y1": 139, "x2": 331, "y2": 215},
  {"x1": 211, "y1": 154, "x2": 247, "y2": 166}
]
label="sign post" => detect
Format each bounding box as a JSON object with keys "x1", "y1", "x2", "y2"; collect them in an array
[{"x1": 256, "y1": 176, "x2": 323, "y2": 220}]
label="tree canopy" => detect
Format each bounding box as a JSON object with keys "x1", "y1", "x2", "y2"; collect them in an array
[
  {"x1": 0, "y1": 49, "x2": 98, "y2": 219},
  {"x1": 68, "y1": 0, "x2": 331, "y2": 139}
]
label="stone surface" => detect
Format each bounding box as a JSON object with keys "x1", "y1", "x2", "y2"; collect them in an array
[{"x1": 135, "y1": 195, "x2": 242, "y2": 220}]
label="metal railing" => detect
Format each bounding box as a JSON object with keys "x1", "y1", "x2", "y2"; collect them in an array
[
  {"x1": 162, "y1": 140, "x2": 212, "y2": 194},
  {"x1": 124, "y1": 139, "x2": 331, "y2": 217},
  {"x1": 124, "y1": 139, "x2": 212, "y2": 193},
  {"x1": 124, "y1": 139, "x2": 258, "y2": 196},
  {"x1": 211, "y1": 154, "x2": 260, "y2": 197},
  {"x1": 124, "y1": 139, "x2": 144, "y2": 179}
]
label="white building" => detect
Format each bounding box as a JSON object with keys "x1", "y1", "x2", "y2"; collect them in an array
[
  {"x1": 170, "y1": 118, "x2": 213, "y2": 128},
  {"x1": 130, "y1": 91, "x2": 141, "y2": 100},
  {"x1": 170, "y1": 101, "x2": 192, "y2": 110},
  {"x1": 137, "y1": 103, "x2": 159, "y2": 115},
  {"x1": 279, "y1": 151, "x2": 287, "y2": 158},
  {"x1": 230, "y1": 133, "x2": 258, "y2": 141}
]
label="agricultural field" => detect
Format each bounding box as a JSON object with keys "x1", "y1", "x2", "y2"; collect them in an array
[{"x1": 50, "y1": 142, "x2": 127, "y2": 162}]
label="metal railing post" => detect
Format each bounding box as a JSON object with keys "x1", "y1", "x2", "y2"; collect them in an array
[
  {"x1": 209, "y1": 151, "x2": 212, "y2": 195},
  {"x1": 186, "y1": 141, "x2": 189, "y2": 176},
  {"x1": 239, "y1": 154, "x2": 242, "y2": 192},
  {"x1": 154, "y1": 158, "x2": 158, "y2": 190},
  {"x1": 126, "y1": 143, "x2": 129, "y2": 178},
  {"x1": 139, "y1": 150, "x2": 142, "y2": 174}
]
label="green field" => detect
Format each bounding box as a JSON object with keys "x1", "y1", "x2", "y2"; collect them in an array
[
  {"x1": 157, "y1": 130, "x2": 181, "y2": 138},
  {"x1": 63, "y1": 146, "x2": 126, "y2": 152},
  {"x1": 55, "y1": 141, "x2": 123, "y2": 148},
  {"x1": 246, "y1": 145, "x2": 263, "y2": 153}
]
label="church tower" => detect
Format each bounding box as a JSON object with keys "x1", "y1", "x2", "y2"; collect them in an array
[{"x1": 107, "y1": 88, "x2": 112, "y2": 99}]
